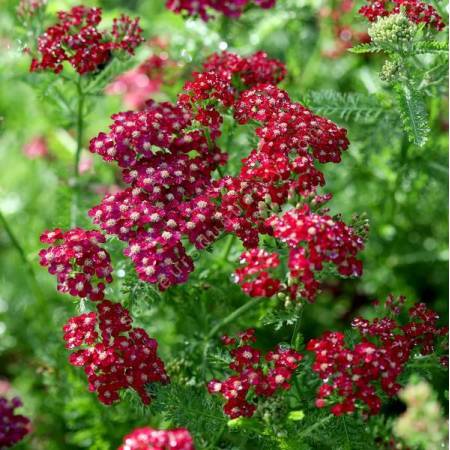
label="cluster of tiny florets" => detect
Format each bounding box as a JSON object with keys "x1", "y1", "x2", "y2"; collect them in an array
[
  {"x1": 307, "y1": 296, "x2": 448, "y2": 416},
  {"x1": 88, "y1": 50, "x2": 359, "y2": 296},
  {"x1": 166, "y1": 0, "x2": 276, "y2": 21},
  {"x1": 63, "y1": 300, "x2": 169, "y2": 405},
  {"x1": 369, "y1": 13, "x2": 417, "y2": 49},
  {"x1": 235, "y1": 205, "x2": 364, "y2": 302},
  {"x1": 30, "y1": 5, "x2": 143, "y2": 74},
  {"x1": 359, "y1": 0, "x2": 445, "y2": 30},
  {"x1": 119, "y1": 427, "x2": 194, "y2": 450},
  {"x1": 39, "y1": 228, "x2": 113, "y2": 301},
  {"x1": 208, "y1": 329, "x2": 303, "y2": 418},
  {"x1": 0, "y1": 396, "x2": 30, "y2": 448}
]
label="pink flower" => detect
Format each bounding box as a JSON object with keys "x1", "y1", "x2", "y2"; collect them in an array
[
  {"x1": 119, "y1": 427, "x2": 195, "y2": 450},
  {"x1": 23, "y1": 136, "x2": 48, "y2": 159}
]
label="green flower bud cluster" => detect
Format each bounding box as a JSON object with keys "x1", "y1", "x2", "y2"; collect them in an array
[
  {"x1": 369, "y1": 14, "x2": 416, "y2": 51},
  {"x1": 379, "y1": 59, "x2": 402, "y2": 83}
]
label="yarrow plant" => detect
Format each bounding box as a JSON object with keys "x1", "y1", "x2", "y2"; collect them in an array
[
  {"x1": 119, "y1": 427, "x2": 194, "y2": 450},
  {"x1": 0, "y1": 396, "x2": 30, "y2": 448},
  {"x1": 19, "y1": 1, "x2": 446, "y2": 446},
  {"x1": 208, "y1": 329, "x2": 302, "y2": 418},
  {"x1": 165, "y1": 0, "x2": 276, "y2": 21}
]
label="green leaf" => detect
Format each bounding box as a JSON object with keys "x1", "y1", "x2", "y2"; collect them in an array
[
  {"x1": 349, "y1": 43, "x2": 383, "y2": 54},
  {"x1": 394, "y1": 81, "x2": 430, "y2": 147}
]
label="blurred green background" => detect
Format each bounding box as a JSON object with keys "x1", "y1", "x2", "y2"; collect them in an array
[{"x1": 0, "y1": 0, "x2": 448, "y2": 448}]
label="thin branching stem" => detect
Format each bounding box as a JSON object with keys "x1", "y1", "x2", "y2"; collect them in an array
[
  {"x1": 71, "y1": 76, "x2": 85, "y2": 227},
  {"x1": 0, "y1": 210, "x2": 45, "y2": 305}
]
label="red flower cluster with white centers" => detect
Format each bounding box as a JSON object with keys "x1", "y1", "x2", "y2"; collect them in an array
[
  {"x1": 208, "y1": 329, "x2": 303, "y2": 418},
  {"x1": 166, "y1": 0, "x2": 276, "y2": 21},
  {"x1": 234, "y1": 249, "x2": 281, "y2": 297},
  {"x1": 307, "y1": 296, "x2": 449, "y2": 416},
  {"x1": 119, "y1": 427, "x2": 194, "y2": 450},
  {"x1": 234, "y1": 205, "x2": 364, "y2": 302},
  {"x1": 89, "y1": 99, "x2": 226, "y2": 290},
  {"x1": 0, "y1": 396, "x2": 30, "y2": 448},
  {"x1": 64, "y1": 300, "x2": 169, "y2": 405},
  {"x1": 359, "y1": 0, "x2": 445, "y2": 30},
  {"x1": 30, "y1": 5, "x2": 143, "y2": 74},
  {"x1": 39, "y1": 228, "x2": 113, "y2": 301}
]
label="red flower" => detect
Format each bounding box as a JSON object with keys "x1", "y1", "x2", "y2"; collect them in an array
[
  {"x1": 63, "y1": 300, "x2": 169, "y2": 405},
  {"x1": 207, "y1": 330, "x2": 302, "y2": 418},
  {"x1": 30, "y1": 6, "x2": 143, "y2": 74},
  {"x1": 39, "y1": 228, "x2": 113, "y2": 301},
  {"x1": 0, "y1": 396, "x2": 30, "y2": 448},
  {"x1": 119, "y1": 427, "x2": 195, "y2": 450}
]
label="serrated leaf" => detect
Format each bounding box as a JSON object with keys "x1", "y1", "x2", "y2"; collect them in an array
[
  {"x1": 349, "y1": 43, "x2": 383, "y2": 54},
  {"x1": 394, "y1": 82, "x2": 430, "y2": 147}
]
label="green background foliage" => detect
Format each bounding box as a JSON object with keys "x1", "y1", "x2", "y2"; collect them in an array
[{"x1": 0, "y1": 0, "x2": 448, "y2": 448}]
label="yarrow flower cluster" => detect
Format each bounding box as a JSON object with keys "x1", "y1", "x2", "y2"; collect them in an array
[
  {"x1": 208, "y1": 329, "x2": 303, "y2": 418},
  {"x1": 166, "y1": 0, "x2": 276, "y2": 21},
  {"x1": 86, "y1": 49, "x2": 364, "y2": 298},
  {"x1": 307, "y1": 295, "x2": 448, "y2": 416},
  {"x1": 39, "y1": 228, "x2": 113, "y2": 301},
  {"x1": 30, "y1": 5, "x2": 143, "y2": 74},
  {"x1": 63, "y1": 300, "x2": 169, "y2": 405},
  {"x1": 235, "y1": 205, "x2": 364, "y2": 302},
  {"x1": 0, "y1": 396, "x2": 30, "y2": 448},
  {"x1": 119, "y1": 427, "x2": 194, "y2": 450},
  {"x1": 359, "y1": 0, "x2": 445, "y2": 30}
]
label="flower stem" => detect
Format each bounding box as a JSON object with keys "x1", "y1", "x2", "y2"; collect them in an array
[
  {"x1": 221, "y1": 234, "x2": 236, "y2": 263},
  {"x1": 291, "y1": 307, "x2": 303, "y2": 348},
  {"x1": 71, "y1": 76, "x2": 85, "y2": 228},
  {"x1": 0, "y1": 210, "x2": 45, "y2": 304}
]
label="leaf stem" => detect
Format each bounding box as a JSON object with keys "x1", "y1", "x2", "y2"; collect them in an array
[
  {"x1": 0, "y1": 210, "x2": 45, "y2": 304},
  {"x1": 298, "y1": 414, "x2": 334, "y2": 439},
  {"x1": 71, "y1": 76, "x2": 85, "y2": 227},
  {"x1": 290, "y1": 307, "x2": 303, "y2": 348}
]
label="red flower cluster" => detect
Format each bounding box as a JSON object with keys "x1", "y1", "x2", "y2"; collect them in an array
[
  {"x1": 0, "y1": 396, "x2": 30, "y2": 448},
  {"x1": 89, "y1": 100, "x2": 225, "y2": 290},
  {"x1": 208, "y1": 329, "x2": 303, "y2": 418},
  {"x1": 119, "y1": 427, "x2": 194, "y2": 450},
  {"x1": 166, "y1": 0, "x2": 276, "y2": 21},
  {"x1": 39, "y1": 228, "x2": 113, "y2": 301},
  {"x1": 359, "y1": 0, "x2": 445, "y2": 30},
  {"x1": 88, "y1": 50, "x2": 358, "y2": 293},
  {"x1": 235, "y1": 205, "x2": 364, "y2": 302},
  {"x1": 64, "y1": 300, "x2": 169, "y2": 405},
  {"x1": 30, "y1": 5, "x2": 143, "y2": 74},
  {"x1": 307, "y1": 296, "x2": 448, "y2": 416}
]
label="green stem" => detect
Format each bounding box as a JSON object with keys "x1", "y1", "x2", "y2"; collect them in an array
[
  {"x1": 221, "y1": 234, "x2": 236, "y2": 263},
  {"x1": 202, "y1": 297, "x2": 262, "y2": 379},
  {"x1": 290, "y1": 307, "x2": 303, "y2": 347},
  {"x1": 71, "y1": 77, "x2": 85, "y2": 228},
  {"x1": 0, "y1": 211, "x2": 45, "y2": 304}
]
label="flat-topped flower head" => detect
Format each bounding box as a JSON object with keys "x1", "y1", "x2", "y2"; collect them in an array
[
  {"x1": 0, "y1": 396, "x2": 30, "y2": 448},
  {"x1": 39, "y1": 228, "x2": 113, "y2": 301},
  {"x1": 30, "y1": 5, "x2": 143, "y2": 74},
  {"x1": 119, "y1": 427, "x2": 195, "y2": 450},
  {"x1": 65, "y1": 300, "x2": 169, "y2": 405},
  {"x1": 166, "y1": 0, "x2": 276, "y2": 21},
  {"x1": 208, "y1": 330, "x2": 302, "y2": 418},
  {"x1": 359, "y1": 0, "x2": 445, "y2": 30}
]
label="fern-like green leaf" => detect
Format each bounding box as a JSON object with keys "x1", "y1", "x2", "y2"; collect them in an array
[
  {"x1": 305, "y1": 91, "x2": 390, "y2": 124},
  {"x1": 394, "y1": 82, "x2": 430, "y2": 147}
]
